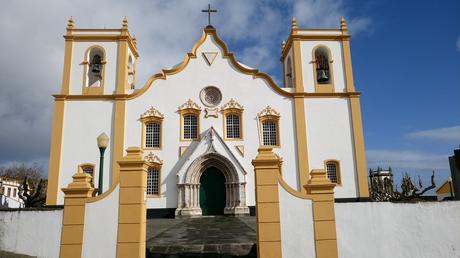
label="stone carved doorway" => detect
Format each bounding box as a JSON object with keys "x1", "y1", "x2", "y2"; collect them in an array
[
  {"x1": 200, "y1": 167, "x2": 226, "y2": 215},
  {"x1": 175, "y1": 152, "x2": 249, "y2": 217}
]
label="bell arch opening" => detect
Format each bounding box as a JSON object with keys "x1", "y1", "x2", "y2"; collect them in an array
[{"x1": 175, "y1": 153, "x2": 249, "y2": 217}]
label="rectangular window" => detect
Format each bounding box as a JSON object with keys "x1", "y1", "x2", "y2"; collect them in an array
[
  {"x1": 145, "y1": 122, "x2": 161, "y2": 148},
  {"x1": 262, "y1": 121, "x2": 278, "y2": 146},
  {"x1": 147, "y1": 167, "x2": 160, "y2": 196},
  {"x1": 7, "y1": 188, "x2": 11, "y2": 197},
  {"x1": 183, "y1": 114, "x2": 198, "y2": 139},
  {"x1": 13, "y1": 189, "x2": 17, "y2": 198},
  {"x1": 326, "y1": 163, "x2": 338, "y2": 183},
  {"x1": 226, "y1": 114, "x2": 241, "y2": 139}
]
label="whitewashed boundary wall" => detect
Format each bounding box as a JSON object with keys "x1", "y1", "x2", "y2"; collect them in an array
[
  {"x1": 0, "y1": 209, "x2": 63, "y2": 258},
  {"x1": 336, "y1": 201, "x2": 460, "y2": 258}
]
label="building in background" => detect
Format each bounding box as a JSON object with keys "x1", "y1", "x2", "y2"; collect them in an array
[
  {"x1": 0, "y1": 178, "x2": 24, "y2": 208},
  {"x1": 448, "y1": 148, "x2": 460, "y2": 200}
]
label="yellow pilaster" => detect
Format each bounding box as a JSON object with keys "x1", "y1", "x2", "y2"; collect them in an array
[
  {"x1": 304, "y1": 169, "x2": 338, "y2": 258},
  {"x1": 292, "y1": 38, "x2": 310, "y2": 192},
  {"x1": 116, "y1": 147, "x2": 148, "y2": 258},
  {"x1": 111, "y1": 99, "x2": 126, "y2": 185},
  {"x1": 46, "y1": 98, "x2": 66, "y2": 205},
  {"x1": 252, "y1": 147, "x2": 282, "y2": 258},
  {"x1": 60, "y1": 172, "x2": 96, "y2": 258},
  {"x1": 340, "y1": 17, "x2": 369, "y2": 198}
]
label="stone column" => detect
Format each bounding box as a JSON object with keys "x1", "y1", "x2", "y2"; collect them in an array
[
  {"x1": 304, "y1": 169, "x2": 338, "y2": 258},
  {"x1": 116, "y1": 147, "x2": 149, "y2": 258},
  {"x1": 251, "y1": 147, "x2": 282, "y2": 258},
  {"x1": 60, "y1": 172, "x2": 96, "y2": 258}
]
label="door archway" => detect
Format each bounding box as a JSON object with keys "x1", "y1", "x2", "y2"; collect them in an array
[{"x1": 200, "y1": 167, "x2": 226, "y2": 215}]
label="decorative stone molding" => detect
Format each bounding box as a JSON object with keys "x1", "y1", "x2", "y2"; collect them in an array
[
  {"x1": 204, "y1": 107, "x2": 219, "y2": 118},
  {"x1": 140, "y1": 107, "x2": 164, "y2": 120},
  {"x1": 221, "y1": 98, "x2": 244, "y2": 111},
  {"x1": 200, "y1": 86, "x2": 222, "y2": 107},
  {"x1": 178, "y1": 99, "x2": 202, "y2": 112},
  {"x1": 144, "y1": 152, "x2": 163, "y2": 165},
  {"x1": 258, "y1": 106, "x2": 280, "y2": 118}
]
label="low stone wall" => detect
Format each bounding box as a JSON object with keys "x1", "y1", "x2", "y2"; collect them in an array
[
  {"x1": 0, "y1": 208, "x2": 63, "y2": 258},
  {"x1": 336, "y1": 201, "x2": 460, "y2": 258}
]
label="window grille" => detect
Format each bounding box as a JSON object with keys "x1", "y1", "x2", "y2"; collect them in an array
[
  {"x1": 146, "y1": 122, "x2": 161, "y2": 148},
  {"x1": 262, "y1": 120, "x2": 278, "y2": 146},
  {"x1": 326, "y1": 162, "x2": 338, "y2": 183},
  {"x1": 147, "y1": 167, "x2": 160, "y2": 195},
  {"x1": 183, "y1": 114, "x2": 198, "y2": 139},
  {"x1": 226, "y1": 114, "x2": 241, "y2": 139}
]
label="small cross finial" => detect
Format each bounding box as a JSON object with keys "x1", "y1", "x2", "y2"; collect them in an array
[{"x1": 202, "y1": 4, "x2": 217, "y2": 27}]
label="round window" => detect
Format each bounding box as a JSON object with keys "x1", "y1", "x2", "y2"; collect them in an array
[{"x1": 200, "y1": 86, "x2": 222, "y2": 107}]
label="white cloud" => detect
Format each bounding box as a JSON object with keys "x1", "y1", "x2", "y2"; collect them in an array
[
  {"x1": 292, "y1": 0, "x2": 373, "y2": 35},
  {"x1": 406, "y1": 126, "x2": 460, "y2": 141},
  {"x1": 367, "y1": 149, "x2": 449, "y2": 170},
  {"x1": 456, "y1": 36, "x2": 460, "y2": 52},
  {"x1": 0, "y1": 0, "x2": 372, "y2": 168}
]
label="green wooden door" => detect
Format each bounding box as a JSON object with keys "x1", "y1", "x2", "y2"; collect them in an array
[{"x1": 200, "y1": 167, "x2": 226, "y2": 216}]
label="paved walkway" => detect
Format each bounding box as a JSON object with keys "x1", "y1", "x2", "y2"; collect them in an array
[{"x1": 146, "y1": 216, "x2": 256, "y2": 257}]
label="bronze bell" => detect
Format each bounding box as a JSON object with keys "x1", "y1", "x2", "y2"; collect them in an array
[
  {"x1": 91, "y1": 54, "x2": 102, "y2": 74},
  {"x1": 317, "y1": 69, "x2": 329, "y2": 82}
]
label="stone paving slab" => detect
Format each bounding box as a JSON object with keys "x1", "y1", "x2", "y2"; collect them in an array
[{"x1": 147, "y1": 216, "x2": 256, "y2": 257}]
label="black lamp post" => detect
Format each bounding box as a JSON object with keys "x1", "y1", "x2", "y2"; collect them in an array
[{"x1": 97, "y1": 133, "x2": 109, "y2": 195}]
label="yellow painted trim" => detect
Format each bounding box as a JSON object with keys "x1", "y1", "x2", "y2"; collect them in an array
[
  {"x1": 341, "y1": 38, "x2": 355, "y2": 92},
  {"x1": 111, "y1": 99, "x2": 126, "y2": 188},
  {"x1": 349, "y1": 96, "x2": 370, "y2": 197},
  {"x1": 46, "y1": 99, "x2": 65, "y2": 205},
  {"x1": 60, "y1": 38, "x2": 73, "y2": 95},
  {"x1": 437, "y1": 179, "x2": 454, "y2": 194},
  {"x1": 146, "y1": 163, "x2": 162, "y2": 198},
  {"x1": 312, "y1": 45, "x2": 335, "y2": 93},
  {"x1": 292, "y1": 40, "x2": 310, "y2": 192},
  {"x1": 258, "y1": 115, "x2": 281, "y2": 148},
  {"x1": 324, "y1": 159, "x2": 342, "y2": 186},
  {"x1": 179, "y1": 109, "x2": 201, "y2": 142},
  {"x1": 116, "y1": 37, "x2": 129, "y2": 94},
  {"x1": 222, "y1": 111, "x2": 243, "y2": 141},
  {"x1": 81, "y1": 45, "x2": 106, "y2": 95},
  {"x1": 141, "y1": 118, "x2": 163, "y2": 150}
]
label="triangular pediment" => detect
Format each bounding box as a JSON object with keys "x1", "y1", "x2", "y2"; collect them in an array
[{"x1": 174, "y1": 127, "x2": 247, "y2": 184}]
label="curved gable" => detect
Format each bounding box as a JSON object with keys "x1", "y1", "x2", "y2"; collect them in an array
[{"x1": 128, "y1": 27, "x2": 290, "y2": 99}]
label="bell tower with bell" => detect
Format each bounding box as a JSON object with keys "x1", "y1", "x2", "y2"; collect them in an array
[
  {"x1": 279, "y1": 17, "x2": 370, "y2": 198},
  {"x1": 58, "y1": 16, "x2": 139, "y2": 96}
]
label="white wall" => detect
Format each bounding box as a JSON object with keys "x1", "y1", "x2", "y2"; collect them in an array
[
  {"x1": 336, "y1": 201, "x2": 460, "y2": 258},
  {"x1": 278, "y1": 185, "x2": 315, "y2": 258},
  {"x1": 305, "y1": 98, "x2": 358, "y2": 198},
  {"x1": 125, "y1": 33, "x2": 300, "y2": 208},
  {"x1": 59, "y1": 100, "x2": 115, "y2": 204},
  {"x1": 0, "y1": 209, "x2": 62, "y2": 258},
  {"x1": 82, "y1": 186, "x2": 119, "y2": 258}
]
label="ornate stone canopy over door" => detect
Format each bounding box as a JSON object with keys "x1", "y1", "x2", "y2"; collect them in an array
[{"x1": 175, "y1": 128, "x2": 249, "y2": 216}]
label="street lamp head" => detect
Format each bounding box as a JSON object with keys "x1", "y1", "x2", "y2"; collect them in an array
[{"x1": 97, "y1": 132, "x2": 110, "y2": 149}]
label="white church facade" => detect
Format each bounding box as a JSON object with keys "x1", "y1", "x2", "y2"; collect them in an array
[{"x1": 46, "y1": 16, "x2": 369, "y2": 216}]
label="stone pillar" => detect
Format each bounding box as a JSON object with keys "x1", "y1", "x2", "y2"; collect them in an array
[
  {"x1": 304, "y1": 169, "x2": 338, "y2": 258},
  {"x1": 251, "y1": 147, "x2": 282, "y2": 258},
  {"x1": 60, "y1": 172, "x2": 96, "y2": 258},
  {"x1": 116, "y1": 147, "x2": 148, "y2": 258}
]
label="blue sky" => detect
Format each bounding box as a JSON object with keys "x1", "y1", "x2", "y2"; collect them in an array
[{"x1": 0, "y1": 0, "x2": 458, "y2": 193}]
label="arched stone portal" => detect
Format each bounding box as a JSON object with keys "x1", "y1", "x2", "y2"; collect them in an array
[{"x1": 175, "y1": 152, "x2": 249, "y2": 216}]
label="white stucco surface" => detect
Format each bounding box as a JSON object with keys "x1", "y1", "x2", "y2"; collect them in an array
[
  {"x1": 305, "y1": 98, "x2": 357, "y2": 198},
  {"x1": 336, "y1": 201, "x2": 460, "y2": 258},
  {"x1": 278, "y1": 185, "x2": 315, "y2": 258},
  {"x1": 59, "y1": 100, "x2": 114, "y2": 204},
  {"x1": 0, "y1": 209, "x2": 62, "y2": 258},
  {"x1": 82, "y1": 186, "x2": 119, "y2": 258}
]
